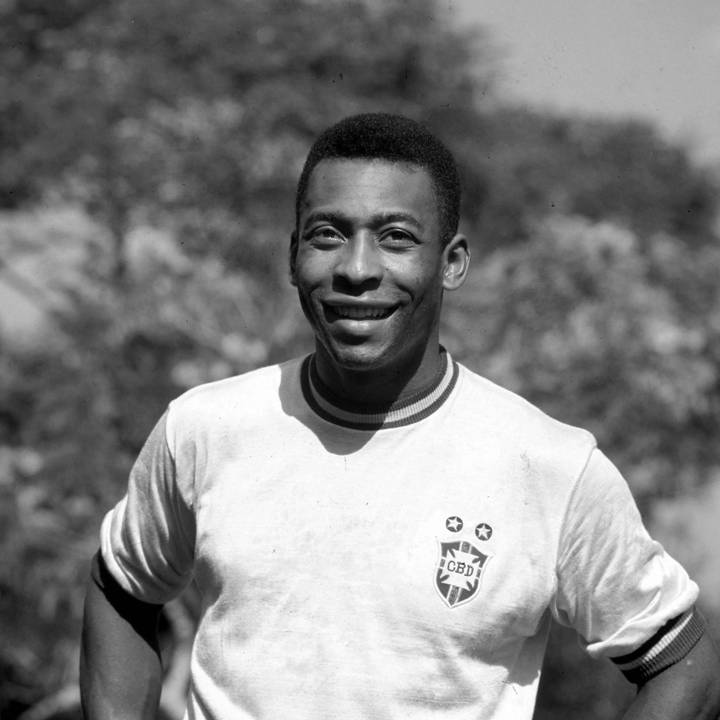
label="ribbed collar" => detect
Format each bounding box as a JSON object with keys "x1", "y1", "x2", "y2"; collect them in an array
[{"x1": 300, "y1": 350, "x2": 459, "y2": 430}]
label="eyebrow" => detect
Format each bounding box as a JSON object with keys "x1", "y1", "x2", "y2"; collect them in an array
[{"x1": 301, "y1": 210, "x2": 423, "y2": 230}]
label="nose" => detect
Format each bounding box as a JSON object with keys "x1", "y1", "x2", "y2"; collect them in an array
[{"x1": 335, "y1": 233, "x2": 383, "y2": 285}]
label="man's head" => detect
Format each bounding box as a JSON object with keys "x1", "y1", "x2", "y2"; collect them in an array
[
  {"x1": 295, "y1": 113, "x2": 461, "y2": 245},
  {"x1": 291, "y1": 114, "x2": 469, "y2": 394}
]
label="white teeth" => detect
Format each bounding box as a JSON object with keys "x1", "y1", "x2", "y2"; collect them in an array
[{"x1": 333, "y1": 306, "x2": 392, "y2": 319}]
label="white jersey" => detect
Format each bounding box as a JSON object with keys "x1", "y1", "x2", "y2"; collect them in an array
[{"x1": 101, "y1": 352, "x2": 701, "y2": 719}]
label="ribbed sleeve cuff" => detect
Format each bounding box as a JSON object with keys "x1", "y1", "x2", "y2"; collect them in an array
[{"x1": 610, "y1": 607, "x2": 705, "y2": 684}]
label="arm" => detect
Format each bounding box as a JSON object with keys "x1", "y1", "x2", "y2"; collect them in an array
[
  {"x1": 553, "y1": 450, "x2": 719, "y2": 717},
  {"x1": 622, "y1": 632, "x2": 720, "y2": 720},
  {"x1": 80, "y1": 551, "x2": 164, "y2": 720}
]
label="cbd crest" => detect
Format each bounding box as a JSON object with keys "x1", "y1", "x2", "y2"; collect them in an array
[{"x1": 435, "y1": 516, "x2": 493, "y2": 608}]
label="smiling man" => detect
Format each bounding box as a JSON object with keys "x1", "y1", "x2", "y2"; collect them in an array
[
  {"x1": 291, "y1": 143, "x2": 468, "y2": 405},
  {"x1": 81, "y1": 114, "x2": 720, "y2": 720}
]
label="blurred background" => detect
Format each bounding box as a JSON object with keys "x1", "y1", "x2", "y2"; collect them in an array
[{"x1": 2, "y1": 0, "x2": 720, "y2": 718}]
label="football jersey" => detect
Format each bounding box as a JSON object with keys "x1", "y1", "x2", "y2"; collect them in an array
[{"x1": 101, "y1": 352, "x2": 701, "y2": 719}]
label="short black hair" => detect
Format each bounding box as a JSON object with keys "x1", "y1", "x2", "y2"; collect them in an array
[{"x1": 296, "y1": 113, "x2": 461, "y2": 243}]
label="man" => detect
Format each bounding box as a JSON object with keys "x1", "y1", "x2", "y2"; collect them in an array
[{"x1": 81, "y1": 113, "x2": 720, "y2": 719}]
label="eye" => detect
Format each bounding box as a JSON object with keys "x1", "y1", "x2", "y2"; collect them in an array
[
  {"x1": 380, "y1": 228, "x2": 416, "y2": 248},
  {"x1": 305, "y1": 225, "x2": 344, "y2": 247}
]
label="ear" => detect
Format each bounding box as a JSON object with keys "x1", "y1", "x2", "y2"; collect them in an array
[
  {"x1": 289, "y1": 231, "x2": 298, "y2": 286},
  {"x1": 441, "y1": 233, "x2": 470, "y2": 291}
]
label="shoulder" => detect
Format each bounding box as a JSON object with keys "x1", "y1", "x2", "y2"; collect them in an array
[
  {"x1": 166, "y1": 356, "x2": 305, "y2": 436},
  {"x1": 453, "y1": 361, "x2": 597, "y2": 473}
]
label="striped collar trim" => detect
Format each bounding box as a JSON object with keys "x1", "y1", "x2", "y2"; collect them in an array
[{"x1": 300, "y1": 351, "x2": 459, "y2": 431}]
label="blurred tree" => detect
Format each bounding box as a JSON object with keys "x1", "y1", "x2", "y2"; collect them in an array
[
  {"x1": 0, "y1": 0, "x2": 491, "y2": 280},
  {"x1": 453, "y1": 109, "x2": 720, "y2": 253}
]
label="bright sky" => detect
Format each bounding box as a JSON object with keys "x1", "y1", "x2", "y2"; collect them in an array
[{"x1": 449, "y1": 0, "x2": 720, "y2": 163}]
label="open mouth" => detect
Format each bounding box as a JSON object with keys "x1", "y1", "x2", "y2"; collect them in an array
[{"x1": 324, "y1": 304, "x2": 397, "y2": 320}]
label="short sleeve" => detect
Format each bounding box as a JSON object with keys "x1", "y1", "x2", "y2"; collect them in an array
[
  {"x1": 552, "y1": 448, "x2": 702, "y2": 682},
  {"x1": 100, "y1": 409, "x2": 196, "y2": 604}
]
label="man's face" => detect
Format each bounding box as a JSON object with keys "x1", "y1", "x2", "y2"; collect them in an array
[{"x1": 292, "y1": 158, "x2": 466, "y2": 378}]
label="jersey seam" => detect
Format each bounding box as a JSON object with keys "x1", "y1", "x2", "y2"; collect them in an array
[
  {"x1": 552, "y1": 439, "x2": 598, "y2": 609},
  {"x1": 164, "y1": 403, "x2": 196, "y2": 563}
]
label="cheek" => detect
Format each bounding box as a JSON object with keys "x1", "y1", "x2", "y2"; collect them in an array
[
  {"x1": 391, "y1": 264, "x2": 442, "y2": 299},
  {"x1": 294, "y1": 256, "x2": 329, "y2": 291}
]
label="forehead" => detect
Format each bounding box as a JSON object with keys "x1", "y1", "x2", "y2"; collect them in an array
[{"x1": 300, "y1": 158, "x2": 439, "y2": 223}]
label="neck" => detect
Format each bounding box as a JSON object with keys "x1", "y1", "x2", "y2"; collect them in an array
[{"x1": 313, "y1": 341, "x2": 443, "y2": 408}]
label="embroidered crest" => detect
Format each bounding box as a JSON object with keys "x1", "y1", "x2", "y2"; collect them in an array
[{"x1": 435, "y1": 540, "x2": 491, "y2": 608}]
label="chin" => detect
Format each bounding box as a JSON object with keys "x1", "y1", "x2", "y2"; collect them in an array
[{"x1": 322, "y1": 341, "x2": 394, "y2": 374}]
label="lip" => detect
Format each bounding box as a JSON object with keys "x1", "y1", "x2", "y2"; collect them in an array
[{"x1": 322, "y1": 300, "x2": 399, "y2": 321}]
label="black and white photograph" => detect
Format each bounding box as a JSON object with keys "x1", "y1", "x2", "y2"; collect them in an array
[{"x1": 2, "y1": 1, "x2": 720, "y2": 718}]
